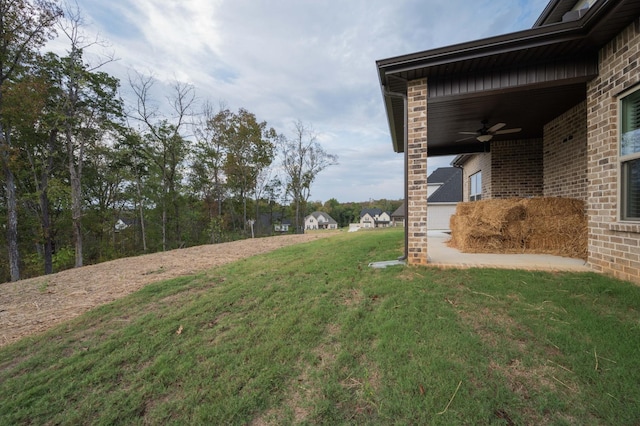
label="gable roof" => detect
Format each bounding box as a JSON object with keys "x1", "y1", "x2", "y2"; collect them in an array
[
  {"x1": 306, "y1": 211, "x2": 337, "y2": 224},
  {"x1": 360, "y1": 208, "x2": 383, "y2": 218},
  {"x1": 427, "y1": 167, "x2": 462, "y2": 203},
  {"x1": 391, "y1": 203, "x2": 404, "y2": 218},
  {"x1": 377, "y1": 0, "x2": 640, "y2": 156},
  {"x1": 427, "y1": 166, "x2": 459, "y2": 185}
]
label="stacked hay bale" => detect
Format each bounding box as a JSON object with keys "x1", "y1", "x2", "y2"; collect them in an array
[{"x1": 449, "y1": 197, "x2": 587, "y2": 259}]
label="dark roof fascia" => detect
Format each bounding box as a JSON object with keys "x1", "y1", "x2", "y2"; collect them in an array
[
  {"x1": 378, "y1": 16, "x2": 591, "y2": 80},
  {"x1": 451, "y1": 154, "x2": 474, "y2": 167},
  {"x1": 534, "y1": 0, "x2": 571, "y2": 27},
  {"x1": 378, "y1": 0, "x2": 620, "y2": 81}
]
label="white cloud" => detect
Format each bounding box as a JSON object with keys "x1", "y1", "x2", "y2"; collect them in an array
[{"x1": 71, "y1": 0, "x2": 548, "y2": 202}]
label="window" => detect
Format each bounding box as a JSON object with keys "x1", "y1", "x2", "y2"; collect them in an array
[
  {"x1": 620, "y1": 89, "x2": 640, "y2": 221},
  {"x1": 470, "y1": 171, "x2": 482, "y2": 201}
]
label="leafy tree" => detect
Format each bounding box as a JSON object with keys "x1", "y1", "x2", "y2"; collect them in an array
[
  {"x1": 190, "y1": 103, "x2": 229, "y2": 221},
  {"x1": 56, "y1": 7, "x2": 124, "y2": 267},
  {"x1": 222, "y1": 108, "x2": 276, "y2": 232},
  {"x1": 10, "y1": 56, "x2": 63, "y2": 275},
  {"x1": 281, "y1": 120, "x2": 337, "y2": 233},
  {"x1": 117, "y1": 129, "x2": 149, "y2": 252},
  {"x1": 0, "y1": 0, "x2": 61, "y2": 281}
]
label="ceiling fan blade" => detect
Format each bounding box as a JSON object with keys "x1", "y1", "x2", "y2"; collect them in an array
[
  {"x1": 458, "y1": 131, "x2": 478, "y2": 135},
  {"x1": 495, "y1": 127, "x2": 522, "y2": 134},
  {"x1": 456, "y1": 135, "x2": 476, "y2": 142},
  {"x1": 487, "y1": 122, "x2": 506, "y2": 133}
]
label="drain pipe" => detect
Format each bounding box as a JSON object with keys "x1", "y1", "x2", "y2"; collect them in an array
[{"x1": 384, "y1": 86, "x2": 409, "y2": 261}]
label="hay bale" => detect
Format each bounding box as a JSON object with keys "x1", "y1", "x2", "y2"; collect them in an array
[
  {"x1": 523, "y1": 197, "x2": 585, "y2": 217},
  {"x1": 449, "y1": 197, "x2": 587, "y2": 259}
]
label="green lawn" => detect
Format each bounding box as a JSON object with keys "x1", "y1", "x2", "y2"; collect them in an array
[{"x1": 1, "y1": 228, "x2": 639, "y2": 425}]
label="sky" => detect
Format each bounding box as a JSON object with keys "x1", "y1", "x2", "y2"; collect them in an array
[{"x1": 56, "y1": 0, "x2": 549, "y2": 203}]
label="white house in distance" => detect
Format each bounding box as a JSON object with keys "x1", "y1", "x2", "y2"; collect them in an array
[
  {"x1": 305, "y1": 211, "x2": 338, "y2": 230},
  {"x1": 359, "y1": 208, "x2": 391, "y2": 228}
]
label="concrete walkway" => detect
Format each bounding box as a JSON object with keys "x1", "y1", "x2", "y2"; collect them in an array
[{"x1": 426, "y1": 231, "x2": 591, "y2": 272}]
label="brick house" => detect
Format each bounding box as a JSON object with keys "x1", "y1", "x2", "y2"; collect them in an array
[{"x1": 376, "y1": 0, "x2": 640, "y2": 284}]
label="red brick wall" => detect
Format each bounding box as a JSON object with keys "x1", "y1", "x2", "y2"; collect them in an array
[
  {"x1": 543, "y1": 101, "x2": 588, "y2": 201},
  {"x1": 490, "y1": 139, "x2": 544, "y2": 198},
  {"x1": 587, "y1": 20, "x2": 640, "y2": 284}
]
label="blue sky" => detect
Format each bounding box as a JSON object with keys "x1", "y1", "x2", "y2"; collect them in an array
[{"x1": 64, "y1": 0, "x2": 549, "y2": 203}]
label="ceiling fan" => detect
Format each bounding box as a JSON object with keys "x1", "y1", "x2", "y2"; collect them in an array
[{"x1": 457, "y1": 120, "x2": 522, "y2": 142}]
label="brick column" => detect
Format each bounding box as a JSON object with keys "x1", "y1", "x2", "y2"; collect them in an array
[{"x1": 407, "y1": 79, "x2": 428, "y2": 265}]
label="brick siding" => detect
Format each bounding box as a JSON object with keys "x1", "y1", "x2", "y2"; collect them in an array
[
  {"x1": 407, "y1": 79, "x2": 429, "y2": 265},
  {"x1": 491, "y1": 139, "x2": 543, "y2": 198},
  {"x1": 543, "y1": 101, "x2": 589, "y2": 201},
  {"x1": 587, "y1": 20, "x2": 640, "y2": 284},
  {"x1": 461, "y1": 153, "x2": 491, "y2": 201}
]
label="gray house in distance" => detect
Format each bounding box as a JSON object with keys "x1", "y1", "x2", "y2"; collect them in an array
[
  {"x1": 392, "y1": 167, "x2": 462, "y2": 230},
  {"x1": 377, "y1": 0, "x2": 640, "y2": 284}
]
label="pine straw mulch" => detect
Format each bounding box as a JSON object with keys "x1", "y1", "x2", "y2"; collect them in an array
[{"x1": 0, "y1": 233, "x2": 336, "y2": 348}]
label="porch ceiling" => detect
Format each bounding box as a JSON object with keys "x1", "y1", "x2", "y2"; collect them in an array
[
  {"x1": 426, "y1": 81, "x2": 588, "y2": 156},
  {"x1": 377, "y1": 0, "x2": 640, "y2": 156}
]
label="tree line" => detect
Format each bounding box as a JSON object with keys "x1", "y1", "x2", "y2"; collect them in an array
[{"x1": 0, "y1": 0, "x2": 339, "y2": 282}]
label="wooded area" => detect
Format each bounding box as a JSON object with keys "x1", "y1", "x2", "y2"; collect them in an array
[{"x1": 0, "y1": 1, "x2": 400, "y2": 283}]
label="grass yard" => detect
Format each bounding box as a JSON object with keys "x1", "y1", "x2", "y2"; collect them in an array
[{"x1": 1, "y1": 228, "x2": 639, "y2": 425}]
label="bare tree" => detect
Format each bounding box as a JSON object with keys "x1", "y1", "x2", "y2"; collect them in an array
[
  {"x1": 129, "y1": 72, "x2": 195, "y2": 251},
  {"x1": 281, "y1": 120, "x2": 338, "y2": 233}
]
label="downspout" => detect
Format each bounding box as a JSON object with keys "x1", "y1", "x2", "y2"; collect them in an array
[{"x1": 383, "y1": 86, "x2": 409, "y2": 261}]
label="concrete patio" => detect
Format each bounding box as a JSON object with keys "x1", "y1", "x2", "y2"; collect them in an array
[{"x1": 426, "y1": 231, "x2": 590, "y2": 272}]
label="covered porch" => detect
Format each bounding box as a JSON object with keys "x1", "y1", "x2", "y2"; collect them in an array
[{"x1": 376, "y1": 0, "x2": 640, "y2": 281}]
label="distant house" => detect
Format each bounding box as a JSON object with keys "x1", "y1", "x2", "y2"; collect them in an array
[
  {"x1": 305, "y1": 211, "x2": 338, "y2": 230},
  {"x1": 359, "y1": 208, "x2": 391, "y2": 228},
  {"x1": 392, "y1": 167, "x2": 462, "y2": 230},
  {"x1": 274, "y1": 220, "x2": 292, "y2": 233},
  {"x1": 114, "y1": 217, "x2": 136, "y2": 232},
  {"x1": 257, "y1": 212, "x2": 292, "y2": 234},
  {"x1": 426, "y1": 167, "x2": 462, "y2": 230},
  {"x1": 391, "y1": 204, "x2": 405, "y2": 227}
]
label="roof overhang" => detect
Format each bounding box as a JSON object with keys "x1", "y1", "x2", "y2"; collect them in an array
[{"x1": 377, "y1": 0, "x2": 640, "y2": 154}]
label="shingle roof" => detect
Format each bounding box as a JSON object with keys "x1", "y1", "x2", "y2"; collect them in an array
[
  {"x1": 307, "y1": 211, "x2": 337, "y2": 224},
  {"x1": 391, "y1": 204, "x2": 404, "y2": 218},
  {"x1": 428, "y1": 167, "x2": 462, "y2": 203},
  {"x1": 360, "y1": 208, "x2": 383, "y2": 218},
  {"x1": 427, "y1": 167, "x2": 458, "y2": 185}
]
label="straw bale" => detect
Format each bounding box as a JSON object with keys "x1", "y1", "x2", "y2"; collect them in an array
[
  {"x1": 523, "y1": 197, "x2": 585, "y2": 217},
  {"x1": 449, "y1": 197, "x2": 587, "y2": 259}
]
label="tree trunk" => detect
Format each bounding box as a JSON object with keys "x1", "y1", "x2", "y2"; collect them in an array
[
  {"x1": 40, "y1": 184, "x2": 53, "y2": 274},
  {"x1": 136, "y1": 178, "x2": 147, "y2": 252},
  {"x1": 161, "y1": 193, "x2": 167, "y2": 251},
  {"x1": 1, "y1": 125, "x2": 20, "y2": 282},
  {"x1": 70, "y1": 175, "x2": 83, "y2": 268},
  {"x1": 4, "y1": 161, "x2": 20, "y2": 281},
  {"x1": 66, "y1": 128, "x2": 83, "y2": 268},
  {"x1": 40, "y1": 129, "x2": 57, "y2": 275}
]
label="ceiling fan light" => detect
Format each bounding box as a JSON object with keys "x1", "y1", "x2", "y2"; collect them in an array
[{"x1": 477, "y1": 134, "x2": 493, "y2": 142}]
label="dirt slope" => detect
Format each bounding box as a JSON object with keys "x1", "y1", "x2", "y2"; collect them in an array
[{"x1": 0, "y1": 233, "x2": 334, "y2": 347}]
